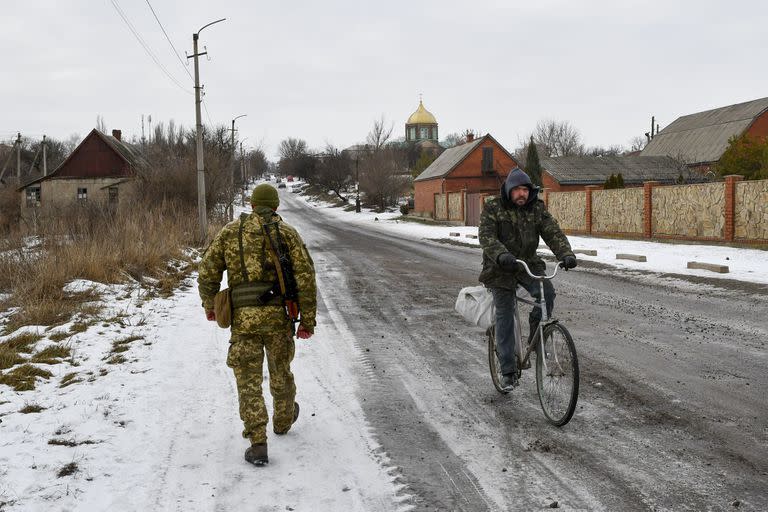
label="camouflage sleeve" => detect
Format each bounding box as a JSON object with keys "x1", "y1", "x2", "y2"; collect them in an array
[
  {"x1": 284, "y1": 226, "x2": 317, "y2": 331},
  {"x1": 197, "y1": 230, "x2": 227, "y2": 311},
  {"x1": 538, "y1": 204, "x2": 574, "y2": 261},
  {"x1": 479, "y1": 199, "x2": 508, "y2": 264}
]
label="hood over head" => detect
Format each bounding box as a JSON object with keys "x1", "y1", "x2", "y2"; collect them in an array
[{"x1": 501, "y1": 167, "x2": 539, "y2": 207}]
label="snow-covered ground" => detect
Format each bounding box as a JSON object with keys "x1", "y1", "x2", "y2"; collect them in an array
[
  {"x1": 297, "y1": 190, "x2": 768, "y2": 285},
  {"x1": 0, "y1": 198, "x2": 406, "y2": 511},
  {"x1": 1, "y1": 183, "x2": 765, "y2": 510}
]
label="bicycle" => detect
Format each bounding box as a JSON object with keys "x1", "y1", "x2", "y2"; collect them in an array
[{"x1": 487, "y1": 260, "x2": 579, "y2": 426}]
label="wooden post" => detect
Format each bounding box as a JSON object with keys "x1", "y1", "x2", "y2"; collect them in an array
[
  {"x1": 723, "y1": 175, "x2": 744, "y2": 241},
  {"x1": 643, "y1": 181, "x2": 660, "y2": 239}
]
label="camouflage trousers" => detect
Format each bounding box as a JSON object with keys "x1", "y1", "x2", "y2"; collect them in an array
[{"x1": 227, "y1": 332, "x2": 296, "y2": 444}]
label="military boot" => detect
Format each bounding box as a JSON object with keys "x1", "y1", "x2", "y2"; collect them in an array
[
  {"x1": 244, "y1": 443, "x2": 268, "y2": 466},
  {"x1": 274, "y1": 402, "x2": 300, "y2": 435}
]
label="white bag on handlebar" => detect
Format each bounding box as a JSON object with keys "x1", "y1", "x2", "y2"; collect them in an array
[{"x1": 454, "y1": 285, "x2": 495, "y2": 329}]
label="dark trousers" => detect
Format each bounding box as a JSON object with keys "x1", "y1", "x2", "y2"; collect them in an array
[{"x1": 491, "y1": 280, "x2": 555, "y2": 376}]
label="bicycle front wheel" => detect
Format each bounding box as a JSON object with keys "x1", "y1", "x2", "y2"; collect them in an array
[
  {"x1": 536, "y1": 323, "x2": 579, "y2": 426},
  {"x1": 487, "y1": 325, "x2": 509, "y2": 394}
]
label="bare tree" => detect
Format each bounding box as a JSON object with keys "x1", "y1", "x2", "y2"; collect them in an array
[
  {"x1": 316, "y1": 144, "x2": 353, "y2": 201},
  {"x1": 366, "y1": 115, "x2": 394, "y2": 151},
  {"x1": 359, "y1": 146, "x2": 410, "y2": 211},
  {"x1": 629, "y1": 135, "x2": 647, "y2": 153},
  {"x1": 277, "y1": 138, "x2": 312, "y2": 180},
  {"x1": 531, "y1": 119, "x2": 583, "y2": 157}
]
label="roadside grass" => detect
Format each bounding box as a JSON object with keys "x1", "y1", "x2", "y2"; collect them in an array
[
  {"x1": 0, "y1": 202, "x2": 196, "y2": 338},
  {"x1": 19, "y1": 403, "x2": 46, "y2": 414},
  {"x1": 0, "y1": 332, "x2": 44, "y2": 370},
  {"x1": 104, "y1": 355, "x2": 127, "y2": 365},
  {"x1": 109, "y1": 335, "x2": 144, "y2": 355},
  {"x1": 56, "y1": 461, "x2": 79, "y2": 478},
  {"x1": 48, "y1": 438, "x2": 97, "y2": 447},
  {"x1": 59, "y1": 372, "x2": 81, "y2": 388},
  {"x1": 0, "y1": 364, "x2": 53, "y2": 391},
  {"x1": 47, "y1": 331, "x2": 71, "y2": 342},
  {"x1": 31, "y1": 345, "x2": 72, "y2": 365}
]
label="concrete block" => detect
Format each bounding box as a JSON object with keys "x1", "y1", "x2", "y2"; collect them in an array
[
  {"x1": 574, "y1": 249, "x2": 597, "y2": 256},
  {"x1": 449, "y1": 232, "x2": 460, "y2": 237},
  {"x1": 616, "y1": 253, "x2": 646, "y2": 262},
  {"x1": 465, "y1": 234, "x2": 478, "y2": 239},
  {"x1": 687, "y1": 261, "x2": 729, "y2": 273}
]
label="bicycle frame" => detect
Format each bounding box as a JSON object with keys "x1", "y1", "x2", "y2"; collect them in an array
[{"x1": 513, "y1": 261, "x2": 560, "y2": 375}]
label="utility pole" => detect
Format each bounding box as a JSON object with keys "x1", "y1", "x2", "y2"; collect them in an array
[
  {"x1": 230, "y1": 114, "x2": 246, "y2": 220},
  {"x1": 16, "y1": 133, "x2": 22, "y2": 182},
  {"x1": 187, "y1": 17, "x2": 226, "y2": 243},
  {"x1": 355, "y1": 157, "x2": 361, "y2": 213},
  {"x1": 42, "y1": 135, "x2": 47, "y2": 176}
]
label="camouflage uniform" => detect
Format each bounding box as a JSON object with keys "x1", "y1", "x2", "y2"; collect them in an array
[
  {"x1": 479, "y1": 169, "x2": 573, "y2": 376},
  {"x1": 198, "y1": 205, "x2": 316, "y2": 444}
]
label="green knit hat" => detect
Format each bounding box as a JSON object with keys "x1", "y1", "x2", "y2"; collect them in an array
[{"x1": 251, "y1": 184, "x2": 279, "y2": 210}]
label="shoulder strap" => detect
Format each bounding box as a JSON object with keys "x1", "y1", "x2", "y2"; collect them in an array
[{"x1": 237, "y1": 213, "x2": 250, "y2": 282}]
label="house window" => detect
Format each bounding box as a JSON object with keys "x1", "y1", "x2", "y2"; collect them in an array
[
  {"x1": 419, "y1": 126, "x2": 429, "y2": 139},
  {"x1": 481, "y1": 147, "x2": 494, "y2": 173},
  {"x1": 77, "y1": 187, "x2": 88, "y2": 201},
  {"x1": 408, "y1": 127, "x2": 416, "y2": 140},
  {"x1": 108, "y1": 186, "x2": 119, "y2": 204},
  {"x1": 26, "y1": 186, "x2": 41, "y2": 207}
]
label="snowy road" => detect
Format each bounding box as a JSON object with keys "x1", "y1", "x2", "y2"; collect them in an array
[{"x1": 278, "y1": 190, "x2": 768, "y2": 511}]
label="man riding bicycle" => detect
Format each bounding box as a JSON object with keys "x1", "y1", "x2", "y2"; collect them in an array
[{"x1": 479, "y1": 167, "x2": 577, "y2": 391}]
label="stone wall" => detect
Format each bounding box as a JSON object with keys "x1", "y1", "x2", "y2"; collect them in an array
[
  {"x1": 735, "y1": 179, "x2": 768, "y2": 240},
  {"x1": 548, "y1": 191, "x2": 586, "y2": 231},
  {"x1": 652, "y1": 183, "x2": 725, "y2": 238},
  {"x1": 592, "y1": 188, "x2": 643, "y2": 234}
]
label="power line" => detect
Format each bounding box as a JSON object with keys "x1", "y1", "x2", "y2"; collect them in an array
[
  {"x1": 143, "y1": 0, "x2": 194, "y2": 81},
  {"x1": 110, "y1": 0, "x2": 193, "y2": 95},
  {"x1": 201, "y1": 98, "x2": 214, "y2": 127}
]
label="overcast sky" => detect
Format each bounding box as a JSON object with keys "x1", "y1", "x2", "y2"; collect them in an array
[{"x1": 3, "y1": 0, "x2": 766, "y2": 159}]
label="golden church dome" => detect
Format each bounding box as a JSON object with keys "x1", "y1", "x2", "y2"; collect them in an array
[{"x1": 407, "y1": 100, "x2": 437, "y2": 125}]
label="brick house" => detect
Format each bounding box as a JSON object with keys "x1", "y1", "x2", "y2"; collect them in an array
[
  {"x1": 19, "y1": 129, "x2": 148, "y2": 226},
  {"x1": 539, "y1": 155, "x2": 687, "y2": 192},
  {"x1": 640, "y1": 96, "x2": 768, "y2": 172},
  {"x1": 413, "y1": 133, "x2": 518, "y2": 225}
]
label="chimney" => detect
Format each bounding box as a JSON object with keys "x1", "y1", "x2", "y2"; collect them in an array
[
  {"x1": 112, "y1": 129, "x2": 122, "y2": 141},
  {"x1": 466, "y1": 132, "x2": 475, "y2": 142}
]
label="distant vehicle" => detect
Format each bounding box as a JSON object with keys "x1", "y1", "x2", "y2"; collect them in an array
[
  {"x1": 277, "y1": 182, "x2": 287, "y2": 189},
  {"x1": 287, "y1": 176, "x2": 294, "y2": 182}
]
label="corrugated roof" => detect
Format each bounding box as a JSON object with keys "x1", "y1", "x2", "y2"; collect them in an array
[
  {"x1": 540, "y1": 155, "x2": 686, "y2": 185},
  {"x1": 640, "y1": 97, "x2": 768, "y2": 164},
  {"x1": 414, "y1": 137, "x2": 485, "y2": 182}
]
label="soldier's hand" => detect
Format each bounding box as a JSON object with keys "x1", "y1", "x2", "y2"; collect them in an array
[
  {"x1": 296, "y1": 325, "x2": 313, "y2": 339},
  {"x1": 497, "y1": 252, "x2": 518, "y2": 270},
  {"x1": 560, "y1": 255, "x2": 577, "y2": 270},
  {"x1": 206, "y1": 310, "x2": 216, "y2": 321}
]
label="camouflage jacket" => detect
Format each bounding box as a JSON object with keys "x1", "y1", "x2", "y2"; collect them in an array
[
  {"x1": 197, "y1": 206, "x2": 317, "y2": 335},
  {"x1": 478, "y1": 187, "x2": 573, "y2": 290}
]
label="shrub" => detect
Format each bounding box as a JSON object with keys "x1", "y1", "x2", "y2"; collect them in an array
[{"x1": 399, "y1": 204, "x2": 409, "y2": 215}]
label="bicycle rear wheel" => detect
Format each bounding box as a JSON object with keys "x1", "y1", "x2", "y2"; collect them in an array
[
  {"x1": 536, "y1": 323, "x2": 579, "y2": 426},
  {"x1": 487, "y1": 326, "x2": 510, "y2": 394}
]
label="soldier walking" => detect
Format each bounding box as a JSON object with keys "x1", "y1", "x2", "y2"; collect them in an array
[{"x1": 198, "y1": 183, "x2": 317, "y2": 466}]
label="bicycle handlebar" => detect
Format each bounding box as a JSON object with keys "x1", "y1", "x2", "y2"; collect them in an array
[{"x1": 516, "y1": 259, "x2": 560, "y2": 280}]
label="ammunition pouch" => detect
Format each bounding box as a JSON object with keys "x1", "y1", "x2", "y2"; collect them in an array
[{"x1": 230, "y1": 281, "x2": 282, "y2": 308}]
